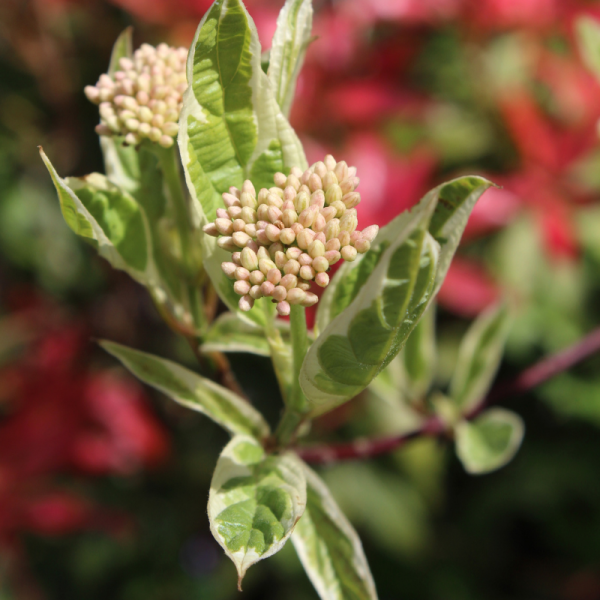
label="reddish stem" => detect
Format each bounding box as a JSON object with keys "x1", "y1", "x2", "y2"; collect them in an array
[{"x1": 296, "y1": 326, "x2": 600, "y2": 465}]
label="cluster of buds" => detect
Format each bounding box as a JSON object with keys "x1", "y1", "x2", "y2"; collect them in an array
[
  {"x1": 203, "y1": 156, "x2": 379, "y2": 316},
  {"x1": 84, "y1": 43, "x2": 188, "y2": 148}
]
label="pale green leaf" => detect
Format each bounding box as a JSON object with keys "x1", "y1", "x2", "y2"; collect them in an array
[
  {"x1": 179, "y1": 0, "x2": 306, "y2": 327},
  {"x1": 267, "y1": 0, "x2": 313, "y2": 117},
  {"x1": 292, "y1": 463, "x2": 378, "y2": 600},
  {"x1": 401, "y1": 302, "x2": 436, "y2": 402},
  {"x1": 107, "y1": 27, "x2": 133, "y2": 76},
  {"x1": 450, "y1": 303, "x2": 511, "y2": 414},
  {"x1": 202, "y1": 312, "x2": 292, "y2": 356},
  {"x1": 316, "y1": 176, "x2": 492, "y2": 333},
  {"x1": 577, "y1": 16, "x2": 600, "y2": 82},
  {"x1": 455, "y1": 408, "x2": 524, "y2": 474},
  {"x1": 40, "y1": 149, "x2": 155, "y2": 281},
  {"x1": 300, "y1": 198, "x2": 440, "y2": 416},
  {"x1": 208, "y1": 435, "x2": 306, "y2": 587},
  {"x1": 100, "y1": 340, "x2": 270, "y2": 439}
]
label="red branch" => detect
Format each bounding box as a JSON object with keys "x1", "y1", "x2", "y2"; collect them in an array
[{"x1": 295, "y1": 326, "x2": 600, "y2": 465}]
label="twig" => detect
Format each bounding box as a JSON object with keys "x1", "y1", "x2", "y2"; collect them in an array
[{"x1": 296, "y1": 326, "x2": 600, "y2": 464}]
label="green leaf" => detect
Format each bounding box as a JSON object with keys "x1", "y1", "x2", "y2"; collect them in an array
[
  {"x1": 179, "y1": 0, "x2": 306, "y2": 327},
  {"x1": 301, "y1": 199, "x2": 440, "y2": 417},
  {"x1": 267, "y1": 0, "x2": 313, "y2": 117},
  {"x1": 401, "y1": 302, "x2": 436, "y2": 402},
  {"x1": 40, "y1": 150, "x2": 152, "y2": 279},
  {"x1": 107, "y1": 27, "x2": 133, "y2": 76},
  {"x1": 292, "y1": 463, "x2": 378, "y2": 600},
  {"x1": 100, "y1": 341, "x2": 270, "y2": 439},
  {"x1": 449, "y1": 303, "x2": 511, "y2": 414},
  {"x1": 577, "y1": 16, "x2": 600, "y2": 82},
  {"x1": 208, "y1": 435, "x2": 306, "y2": 587},
  {"x1": 455, "y1": 408, "x2": 524, "y2": 474},
  {"x1": 316, "y1": 176, "x2": 492, "y2": 333},
  {"x1": 202, "y1": 312, "x2": 291, "y2": 356}
]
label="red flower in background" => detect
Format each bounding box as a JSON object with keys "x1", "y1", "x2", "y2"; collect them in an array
[{"x1": 0, "y1": 302, "x2": 169, "y2": 548}]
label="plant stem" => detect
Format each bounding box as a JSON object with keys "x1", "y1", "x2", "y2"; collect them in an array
[
  {"x1": 289, "y1": 305, "x2": 309, "y2": 413},
  {"x1": 296, "y1": 325, "x2": 600, "y2": 464},
  {"x1": 157, "y1": 145, "x2": 194, "y2": 277}
]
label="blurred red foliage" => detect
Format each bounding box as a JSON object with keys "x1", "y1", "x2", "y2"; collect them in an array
[{"x1": 0, "y1": 299, "x2": 169, "y2": 547}]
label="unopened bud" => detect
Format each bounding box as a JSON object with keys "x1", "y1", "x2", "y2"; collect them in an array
[
  {"x1": 232, "y1": 231, "x2": 251, "y2": 247},
  {"x1": 276, "y1": 301, "x2": 291, "y2": 316},
  {"x1": 341, "y1": 245, "x2": 358, "y2": 261},
  {"x1": 280, "y1": 228, "x2": 296, "y2": 245},
  {"x1": 241, "y1": 247, "x2": 259, "y2": 271},
  {"x1": 342, "y1": 192, "x2": 360, "y2": 209},
  {"x1": 297, "y1": 229, "x2": 315, "y2": 249},
  {"x1": 269, "y1": 242, "x2": 284, "y2": 258},
  {"x1": 283, "y1": 259, "x2": 300, "y2": 275},
  {"x1": 259, "y1": 258, "x2": 277, "y2": 275},
  {"x1": 274, "y1": 172, "x2": 287, "y2": 187},
  {"x1": 299, "y1": 265, "x2": 316, "y2": 280},
  {"x1": 267, "y1": 268, "x2": 282, "y2": 285},
  {"x1": 239, "y1": 295, "x2": 254, "y2": 311},
  {"x1": 235, "y1": 267, "x2": 250, "y2": 281},
  {"x1": 312, "y1": 256, "x2": 329, "y2": 273},
  {"x1": 355, "y1": 238, "x2": 371, "y2": 253},
  {"x1": 232, "y1": 252, "x2": 242, "y2": 265},
  {"x1": 203, "y1": 223, "x2": 219, "y2": 237},
  {"x1": 287, "y1": 288, "x2": 306, "y2": 305},
  {"x1": 308, "y1": 240, "x2": 326, "y2": 258},
  {"x1": 301, "y1": 292, "x2": 319, "y2": 307},
  {"x1": 308, "y1": 172, "x2": 322, "y2": 193},
  {"x1": 282, "y1": 209, "x2": 298, "y2": 227},
  {"x1": 280, "y1": 274, "x2": 298, "y2": 290},
  {"x1": 233, "y1": 280, "x2": 251, "y2": 295},
  {"x1": 275, "y1": 251, "x2": 287, "y2": 269},
  {"x1": 249, "y1": 270, "x2": 265, "y2": 285},
  {"x1": 241, "y1": 207, "x2": 257, "y2": 224},
  {"x1": 338, "y1": 231, "x2": 351, "y2": 247},
  {"x1": 257, "y1": 246, "x2": 270, "y2": 261},
  {"x1": 324, "y1": 250, "x2": 341, "y2": 265},
  {"x1": 334, "y1": 161, "x2": 348, "y2": 182},
  {"x1": 249, "y1": 285, "x2": 263, "y2": 299},
  {"x1": 218, "y1": 236, "x2": 236, "y2": 251},
  {"x1": 286, "y1": 174, "x2": 301, "y2": 191},
  {"x1": 233, "y1": 219, "x2": 246, "y2": 232},
  {"x1": 321, "y1": 206, "x2": 337, "y2": 222},
  {"x1": 322, "y1": 171, "x2": 338, "y2": 191},
  {"x1": 325, "y1": 218, "x2": 341, "y2": 241},
  {"x1": 272, "y1": 286, "x2": 287, "y2": 302},
  {"x1": 314, "y1": 161, "x2": 327, "y2": 179},
  {"x1": 315, "y1": 272, "x2": 330, "y2": 287},
  {"x1": 361, "y1": 225, "x2": 379, "y2": 242},
  {"x1": 340, "y1": 210, "x2": 358, "y2": 233},
  {"x1": 240, "y1": 192, "x2": 257, "y2": 209},
  {"x1": 330, "y1": 200, "x2": 346, "y2": 217},
  {"x1": 260, "y1": 281, "x2": 275, "y2": 296},
  {"x1": 228, "y1": 206, "x2": 242, "y2": 219},
  {"x1": 324, "y1": 154, "x2": 337, "y2": 171},
  {"x1": 222, "y1": 262, "x2": 237, "y2": 278},
  {"x1": 284, "y1": 185, "x2": 297, "y2": 202}
]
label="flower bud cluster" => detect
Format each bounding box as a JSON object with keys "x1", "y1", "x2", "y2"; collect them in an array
[
  {"x1": 84, "y1": 43, "x2": 188, "y2": 148},
  {"x1": 203, "y1": 156, "x2": 379, "y2": 316}
]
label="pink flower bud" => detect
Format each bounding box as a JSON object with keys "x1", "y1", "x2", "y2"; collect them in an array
[
  {"x1": 272, "y1": 286, "x2": 287, "y2": 302},
  {"x1": 338, "y1": 231, "x2": 351, "y2": 247},
  {"x1": 280, "y1": 228, "x2": 296, "y2": 245},
  {"x1": 276, "y1": 301, "x2": 291, "y2": 316},
  {"x1": 257, "y1": 204, "x2": 270, "y2": 222},
  {"x1": 322, "y1": 171, "x2": 338, "y2": 190},
  {"x1": 241, "y1": 207, "x2": 257, "y2": 224},
  {"x1": 355, "y1": 238, "x2": 371, "y2": 254},
  {"x1": 249, "y1": 285, "x2": 263, "y2": 299},
  {"x1": 286, "y1": 288, "x2": 306, "y2": 305},
  {"x1": 257, "y1": 246, "x2": 270, "y2": 260},
  {"x1": 203, "y1": 223, "x2": 219, "y2": 237},
  {"x1": 284, "y1": 185, "x2": 297, "y2": 202},
  {"x1": 275, "y1": 251, "x2": 287, "y2": 269},
  {"x1": 239, "y1": 295, "x2": 254, "y2": 312},
  {"x1": 235, "y1": 267, "x2": 250, "y2": 281},
  {"x1": 361, "y1": 225, "x2": 379, "y2": 242},
  {"x1": 269, "y1": 242, "x2": 284, "y2": 258},
  {"x1": 232, "y1": 252, "x2": 242, "y2": 265},
  {"x1": 227, "y1": 206, "x2": 242, "y2": 219},
  {"x1": 312, "y1": 256, "x2": 329, "y2": 273},
  {"x1": 313, "y1": 161, "x2": 327, "y2": 179},
  {"x1": 341, "y1": 245, "x2": 358, "y2": 261},
  {"x1": 301, "y1": 292, "x2": 319, "y2": 307},
  {"x1": 242, "y1": 180, "x2": 255, "y2": 196},
  {"x1": 233, "y1": 280, "x2": 251, "y2": 295},
  {"x1": 233, "y1": 219, "x2": 246, "y2": 232},
  {"x1": 321, "y1": 206, "x2": 337, "y2": 222},
  {"x1": 286, "y1": 247, "x2": 302, "y2": 260},
  {"x1": 221, "y1": 262, "x2": 237, "y2": 278},
  {"x1": 217, "y1": 236, "x2": 236, "y2": 251},
  {"x1": 298, "y1": 281, "x2": 311, "y2": 291},
  {"x1": 267, "y1": 193, "x2": 283, "y2": 208},
  {"x1": 342, "y1": 192, "x2": 360, "y2": 209},
  {"x1": 308, "y1": 172, "x2": 323, "y2": 193},
  {"x1": 315, "y1": 272, "x2": 330, "y2": 287},
  {"x1": 241, "y1": 247, "x2": 259, "y2": 271},
  {"x1": 326, "y1": 238, "x2": 341, "y2": 252},
  {"x1": 267, "y1": 268, "x2": 282, "y2": 285},
  {"x1": 297, "y1": 229, "x2": 315, "y2": 250},
  {"x1": 313, "y1": 214, "x2": 326, "y2": 232},
  {"x1": 308, "y1": 240, "x2": 326, "y2": 258},
  {"x1": 334, "y1": 161, "x2": 348, "y2": 182},
  {"x1": 291, "y1": 222, "x2": 304, "y2": 236},
  {"x1": 299, "y1": 253, "x2": 313, "y2": 266},
  {"x1": 274, "y1": 172, "x2": 287, "y2": 187},
  {"x1": 299, "y1": 265, "x2": 315, "y2": 280},
  {"x1": 325, "y1": 218, "x2": 340, "y2": 241},
  {"x1": 232, "y1": 231, "x2": 251, "y2": 247},
  {"x1": 260, "y1": 281, "x2": 275, "y2": 296},
  {"x1": 286, "y1": 174, "x2": 301, "y2": 191},
  {"x1": 324, "y1": 250, "x2": 341, "y2": 265},
  {"x1": 281, "y1": 274, "x2": 298, "y2": 290},
  {"x1": 240, "y1": 192, "x2": 257, "y2": 209},
  {"x1": 259, "y1": 258, "x2": 277, "y2": 275},
  {"x1": 249, "y1": 270, "x2": 265, "y2": 285},
  {"x1": 282, "y1": 209, "x2": 298, "y2": 228},
  {"x1": 324, "y1": 154, "x2": 337, "y2": 171},
  {"x1": 283, "y1": 259, "x2": 300, "y2": 275},
  {"x1": 256, "y1": 229, "x2": 270, "y2": 245},
  {"x1": 267, "y1": 206, "x2": 283, "y2": 224},
  {"x1": 315, "y1": 232, "x2": 326, "y2": 244}
]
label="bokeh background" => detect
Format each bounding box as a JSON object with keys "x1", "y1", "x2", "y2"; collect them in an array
[{"x1": 1, "y1": 0, "x2": 600, "y2": 598}]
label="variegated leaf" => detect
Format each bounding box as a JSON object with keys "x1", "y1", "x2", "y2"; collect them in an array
[{"x1": 209, "y1": 435, "x2": 306, "y2": 588}]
